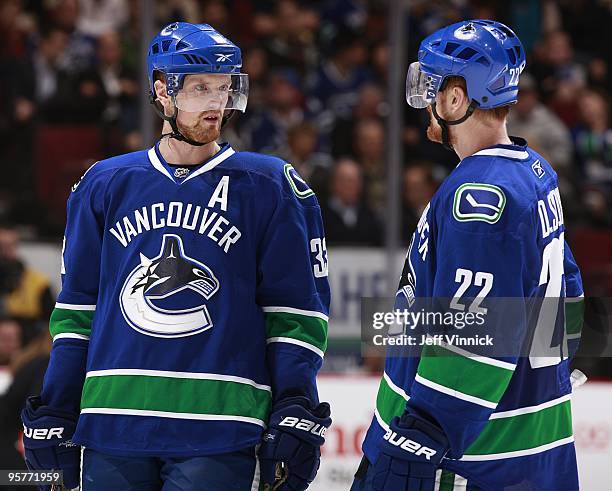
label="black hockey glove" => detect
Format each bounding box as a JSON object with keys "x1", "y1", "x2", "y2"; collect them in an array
[
  {"x1": 259, "y1": 396, "x2": 331, "y2": 490},
  {"x1": 372, "y1": 412, "x2": 449, "y2": 491},
  {"x1": 21, "y1": 396, "x2": 80, "y2": 491}
]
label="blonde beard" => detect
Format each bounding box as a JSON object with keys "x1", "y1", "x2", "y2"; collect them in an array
[
  {"x1": 426, "y1": 105, "x2": 453, "y2": 146},
  {"x1": 426, "y1": 106, "x2": 442, "y2": 144},
  {"x1": 177, "y1": 116, "x2": 222, "y2": 144}
]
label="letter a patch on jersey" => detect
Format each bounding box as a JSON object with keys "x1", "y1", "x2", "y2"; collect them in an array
[{"x1": 453, "y1": 183, "x2": 506, "y2": 224}]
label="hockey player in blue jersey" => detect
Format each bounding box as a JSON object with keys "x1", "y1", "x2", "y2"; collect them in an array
[
  {"x1": 20, "y1": 22, "x2": 331, "y2": 490},
  {"x1": 351, "y1": 20, "x2": 584, "y2": 491}
]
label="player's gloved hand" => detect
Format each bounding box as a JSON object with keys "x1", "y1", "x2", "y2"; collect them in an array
[
  {"x1": 21, "y1": 396, "x2": 80, "y2": 491},
  {"x1": 259, "y1": 396, "x2": 332, "y2": 491},
  {"x1": 372, "y1": 412, "x2": 449, "y2": 491}
]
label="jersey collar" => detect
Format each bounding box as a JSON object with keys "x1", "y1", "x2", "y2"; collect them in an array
[
  {"x1": 147, "y1": 141, "x2": 235, "y2": 184},
  {"x1": 470, "y1": 136, "x2": 529, "y2": 161}
]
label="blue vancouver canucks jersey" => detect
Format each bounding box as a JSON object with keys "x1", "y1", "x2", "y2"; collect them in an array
[
  {"x1": 40, "y1": 142, "x2": 330, "y2": 456},
  {"x1": 361, "y1": 138, "x2": 584, "y2": 490}
]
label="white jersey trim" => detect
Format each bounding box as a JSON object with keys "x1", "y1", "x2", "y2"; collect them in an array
[
  {"x1": 565, "y1": 294, "x2": 585, "y2": 303},
  {"x1": 251, "y1": 449, "x2": 261, "y2": 491},
  {"x1": 433, "y1": 470, "x2": 442, "y2": 491},
  {"x1": 489, "y1": 393, "x2": 571, "y2": 419},
  {"x1": 439, "y1": 341, "x2": 516, "y2": 371},
  {"x1": 459, "y1": 436, "x2": 574, "y2": 461},
  {"x1": 81, "y1": 407, "x2": 265, "y2": 427},
  {"x1": 55, "y1": 303, "x2": 96, "y2": 311},
  {"x1": 374, "y1": 408, "x2": 390, "y2": 432},
  {"x1": 415, "y1": 374, "x2": 498, "y2": 409},
  {"x1": 85, "y1": 369, "x2": 271, "y2": 392},
  {"x1": 147, "y1": 145, "x2": 236, "y2": 184},
  {"x1": 471, "y1": 148, "x2": 529, "y2": 160},
  {"x1": 261, "y1": 306, "x2": 329, "y2": 322},
  {"x1": 53, "y1": 333, "x2": 90, "y2": 342},
  {"x1": 383, "y1": 371, "x2": 410, "y2": 401},
  {"x1": 183, "y1": 147, "x2": 236, "y2": 183},
  {"x1": 147, "y1": 147, "x2": 173, "y2": 181},
  {"x1": 266, "y1": 337, "x2": 324, "y2": 358}
]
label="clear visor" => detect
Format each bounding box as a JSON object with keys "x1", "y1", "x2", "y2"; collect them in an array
[
  {"x1": 405, "y1": 61, "x2": 443, "y2": 109},
  {"x1": 174, "y1": 73, "x2": 249, "y2": 113}
]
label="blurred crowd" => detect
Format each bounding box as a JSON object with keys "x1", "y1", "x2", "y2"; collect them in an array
[{"x1": 0, "y1": 0, "x2": 611, "y2": 240}]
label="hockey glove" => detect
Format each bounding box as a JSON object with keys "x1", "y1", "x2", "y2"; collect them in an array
[
  {"x1": 21, "y1": 396, "x2": 80, "y2": 491},
  {"x1": 259, "y1": 396, "x2": 332, "y2": 491},
  {"x1": 372, "y1": 413, "x2": 449, "y2": 491}
]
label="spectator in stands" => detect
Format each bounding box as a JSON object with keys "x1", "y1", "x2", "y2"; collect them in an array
[
  {"x1": 47, "y1": 0, "x2": 96, "y2": 73},
  {"x1": 240, "y1": 69, "x2": 304, "y2": 154},
  {"x1": 77, "y1": 0, "x2": 129, "y2": 38},
  {"x1": 12, "y1": 25, "x2": 106, "y2": 124},
  {"x1": 331, "y1": 83, "x2": 386, "y2": 158},
  {"x1": 571, "y1": 88, "x2": 612, "y2": 227},
  {"x1": 241, "y1": 45, "x2": 269, "y2": 112},
  {"x1": 11, "y1": 27, "x2": 68, "y2": 124},
  {"x1": 531, "y1": 30, "x2": 586, "y2": 127},
  {"x1": 199, "y1": 0, "x2": 230, "y2": 38},
  {"x1": 252, "y1": 0, "x2": 319, "y2": 73},
  {"x1": 353, "y1": 119, "x2": 386, "y2": 215},
  {"x1": 573, "y1": 88, "x2": 612, "y2": 184},
  {"x1": 0, "y1": 0, "x2": 34, "y2": 60},
  {"x1": 307, "y1": 27, "x2": 371, "y2": 124},
  {"x1": 401, "y1": 163, "x2": 438, "y2": 242},
  {"x1": 282, "y1": 122, "x2": 332, "y2": 199},
  {"x1": 507, "y1": 73, "x2": 573, "y2": 169},
  {"x1": 0, "y1": 331, "x2": 52, "y2": 481},
  {"x1": 320, "y1": 0, "x2": 368, "y2": 31},
  {"x1": 321, "y1": 158, "x2": 383, "y2": 246},
  {"x1": 371, "y1": 41, "x2": 388, "y2": 86},
  {"x1": 0, "y1": 317, "x2": 22, "y2": 367},
  {"x1": 0, "y1": 225, "x2": 53, "y2": 326},
  {"x1": 95, "y1": 31, "x2": 138, "y2": 153}
]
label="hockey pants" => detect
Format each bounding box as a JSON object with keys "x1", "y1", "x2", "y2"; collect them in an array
[{"x1": 80, "y1": 445, "x2": 259, "y2": 491}]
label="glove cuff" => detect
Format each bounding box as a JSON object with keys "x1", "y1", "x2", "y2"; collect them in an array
[
  {"x1": 267, "y1": 397, "x2": 331, "y2": 447},
  {"x1": 21, "y1": 396, "x2": 78, "y2": 450},
  {"x1": 379, "y1": 413, "x2": 449, "y2": 466}
]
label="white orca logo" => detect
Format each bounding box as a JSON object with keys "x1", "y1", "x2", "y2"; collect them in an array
[
  {"x1": 161, "y1": 23, "x2": 179, "y2": 36},
  {"x1": 120, "y1": 234, "x2": 219, "y2": 338}
]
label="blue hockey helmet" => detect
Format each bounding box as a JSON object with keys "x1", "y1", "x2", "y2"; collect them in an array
[
  {"x1": 406, "y1": 20, "x2": 526, "y2": 110},
  {"x1": 147, "y1": 22, "x2": 248, "y2": 113}
]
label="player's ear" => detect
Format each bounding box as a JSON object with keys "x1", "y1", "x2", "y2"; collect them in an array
[
  {"x1": 154, "y1": 79, "x2": 173, "y2": 116},
  {"x1": 449, "y1": 85, "x2": 468, "y2": 116}
]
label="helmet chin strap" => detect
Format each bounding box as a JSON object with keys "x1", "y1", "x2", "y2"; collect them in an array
[
  {"x1": 149, "y1": 95, "x2": 206, "y2": 147},
  {"x1": 431, "y1": 100, "x2": 478, "y2": 151}
]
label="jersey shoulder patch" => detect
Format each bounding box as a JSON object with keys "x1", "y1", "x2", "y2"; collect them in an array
[
  {"x1": 452, "y1": 182, "x2": 506, "y2": 224},
  {"x1": 284, "y1": 163, "x2": 314, "y2": 199}
]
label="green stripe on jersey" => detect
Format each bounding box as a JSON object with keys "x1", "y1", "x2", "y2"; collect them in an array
[
  {"x1": 375, "y1": 375, "x2": 407, "y2": 423},
  {"x1": 439, "y1": 470, "x2": 457, "y2": 491},
  {"x1": 81, "y1": 374, "x2": 271, "y2": 423},
  {"x1": 417, "y1": 345, "x2": 514, "y2": 404},
  {"x1": 565, "y1": 299, "x2": 584, "y2": 335},
  {"x1": 265, "y1": 311, "x2": 328, "y2": 353},
  {"x1": 465, "y1": 398, "x2": 572, "y2": 455},
  {"x1": 50, "y1": 308, "x2": 94, "y2": 338}
]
